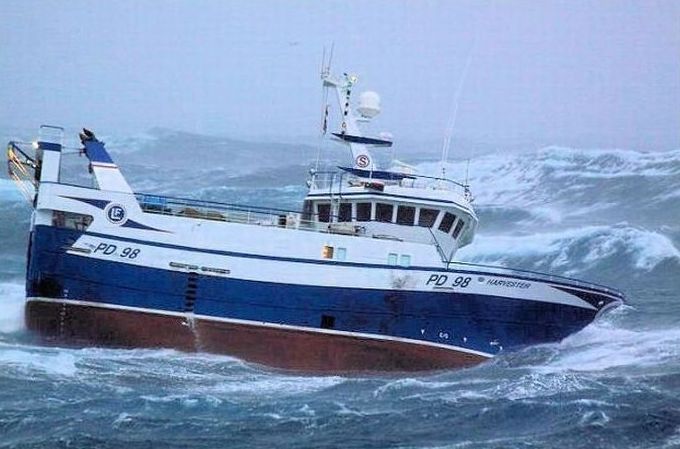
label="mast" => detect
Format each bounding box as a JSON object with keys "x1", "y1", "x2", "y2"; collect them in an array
[{"x1": 321, "y1": 71, "x2": 377, "y2": 171}]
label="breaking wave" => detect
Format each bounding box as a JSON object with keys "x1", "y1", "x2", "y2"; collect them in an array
[
  {"x1": 418, "y1": 147, "x2": 680, "y2": 226},
  {"x1": 457, "y1": 224, "x2": 680, "y2": 276},
  {"x1": 0, "y1": 131, "x2": 678, "y2": 449}
]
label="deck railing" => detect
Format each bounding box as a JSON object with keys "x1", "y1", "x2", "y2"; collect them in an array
[
  {"x1": 136, "y1": 193, "x2": 320, "y2": 231},
  {"x1": 308, "y1": 170, "x2": 471, "y2": 199},
  {"x1": 136, "y1": 193, "x2": 375, "y2": 238}
]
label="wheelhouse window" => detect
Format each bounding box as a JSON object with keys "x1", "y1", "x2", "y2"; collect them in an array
[
  {"x1": 356, "y1": 202, "x2": 372, "y2": 222},
  {"x1": 438, "y1": 212, "x2": 457, "y2": 233},
  {"x1": 387, "y1": 253, "x2": 398, "y2": 266},
  {"x1": 338, "y1": 203, "x2": 352, "y2": 222},
  {"x1": 396, "y1": 205, "x2": 415, "y2": 226},
  {"x1": 418, "y1": 208, "x2": 439, "y2": 227},
  {"x1": 376, "y1": 203, "x2": 394, "y2": 223},
  {"x1": 452, "y1": 219, "x2": 466, "y2": 238},
  {"x1": 317, "y1": 203, "x2": 331, "y2": 223}
]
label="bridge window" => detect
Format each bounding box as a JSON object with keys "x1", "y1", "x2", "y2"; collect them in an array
[
  {"x1": 356, "y1": 202, "x2": 372, "y2": 221},
  {"x1": 399, "y1": 254, "x2": 412, "y2": 267},
  {"x1": 338, "y1": 203, "x2": 352, "y2": 222},
  {"x1": 376, "y1": 203, "x2": 394, "y2": 222},
  {"x1": 396, "y1": 205, "x2": 415, "y2": 226},
  {"x1": 438, "y1": 212, "x2": 457, "y2": 233},
  {"x1": 387, "y1": 253, "x2": 398, "y2": 265},
  {"x1": 317, "y1": 203, "x2": 331, "y2": 223},
  {"x1": 418, "y1": 208, "x2": 439, "y2": 227},
  {"x1": 452, "y1": 219, "x2": 466, "y2": 238}
]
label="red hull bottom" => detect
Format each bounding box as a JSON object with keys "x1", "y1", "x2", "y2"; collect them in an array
[{"x1": 25, "y1": 299, "x2": 489, "y2": 373}]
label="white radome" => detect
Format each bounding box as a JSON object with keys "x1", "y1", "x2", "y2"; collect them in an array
[{"x1": 357, "y1": 91, "x2": 381, "y2": 118}]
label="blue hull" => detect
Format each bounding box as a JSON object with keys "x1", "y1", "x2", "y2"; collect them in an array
[{"x1": 23, "y1": 224, "x2": 611, "y2": 370}]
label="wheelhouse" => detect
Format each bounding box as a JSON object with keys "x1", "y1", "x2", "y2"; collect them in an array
[{"x1": 302, "y1": 167, "x2": 478, "y2": 261}]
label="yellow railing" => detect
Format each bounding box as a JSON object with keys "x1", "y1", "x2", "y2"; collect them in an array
[{"x1": 6, "y1": 142, "x2": 37, "y2": 203}]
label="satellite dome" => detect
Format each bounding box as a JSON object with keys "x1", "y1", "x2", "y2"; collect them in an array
[{"x1": 357, "y1": 91, "x2": 381, "y2": 119}]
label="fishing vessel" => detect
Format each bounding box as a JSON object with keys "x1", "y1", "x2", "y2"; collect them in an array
[{"x1": 6, "y1": 67, "x2": 624, "y2": 372}]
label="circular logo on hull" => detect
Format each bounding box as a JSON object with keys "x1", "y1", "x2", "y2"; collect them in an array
[
  {"x1": 105, "y1": 204, "x2": 127, "y2": 225},
  {"x1": 355, "y1": 154, "x2": 371, "y2": 169}
]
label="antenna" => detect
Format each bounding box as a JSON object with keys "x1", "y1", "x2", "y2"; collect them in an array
[
  {"x1": 464, "y1": 158, "x2": 474, "y2": 202},
  {"x1": 465, "y1": 158, "x2": 470, "y2": 186},
  {"x1": 327, "y1": 42, "x2": 335, "y2": 73},
  {"x1": 315, "y1": 46, "x2": 332, "y2": 172},
  {"x1": 439, "y1": 36, "x2": 477, "y2": 178}
]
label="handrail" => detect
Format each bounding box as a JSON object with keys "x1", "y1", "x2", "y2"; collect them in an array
[
  {"x1": 309, "y1": 170, "x2": 471, "y2": 198},
  {"x1": 316, "y1": 169, "x2": 469, "y2": 188},
  {"x1": 136, "y1": 193, "x2": 304, "y2": 217},
  {"x1": 8, "y1": 141, "x2": 37, "y2": 165},
  {"x1": 427, "y1": 227, "x2": 449, "y2": 264},
  {"x1": 7, "y1": 141, "x2": 38, "y2": 203}
]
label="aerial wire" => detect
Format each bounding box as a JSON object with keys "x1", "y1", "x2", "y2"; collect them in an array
[{"x1": 439, "y1": 34, "x2": 477, "y2": 180}]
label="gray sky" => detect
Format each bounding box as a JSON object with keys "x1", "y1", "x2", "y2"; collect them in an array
[{"x1": 1, "y1": 0, "x2": 678, "y2": 150}]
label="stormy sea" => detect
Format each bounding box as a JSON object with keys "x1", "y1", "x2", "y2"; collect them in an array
[{"x1": 1, "y1": 128, "x2": 679, "y2": 449}]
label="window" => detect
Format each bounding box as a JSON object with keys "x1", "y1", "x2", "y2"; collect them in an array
[
  {"x1": 356, "y1": 202, "x2": 372, "y2": 221},
  {"x1": 317, "y1": 203, "x2": 331, "y2": 223},
  {"x1": 396, "y1": 205, "x2": 415, "y2": 226},
  {"x1": 418, "y1": 208, "x2": 439, "y2": 227},
  {"x1": 335, "y1": 247, "x2": 347, "y2": 261},
  {"x1": 438, "y1": 212, "x2": 457, "y2": 233},
  {"x1": 376, "y1": 203, "x2": 394, "y2": 223},
  {"x1": 322, "y1": 245, "x2": 334, "y2": 259},
  {"x1": 452, "y1": 219, "x2": 466, "y2": 238},
  {"x1": 338, "y1": 203, "x2": 352, "y2": 222},
  {"x1": 399, "y1": 254, "x2": 411, "y2": 267},
  {"x1": 52, "y1": 210, "x2": 93, "y2": 231},
  {"x1": 387, "y1": 253, "x2": 398, "y2": 266}
]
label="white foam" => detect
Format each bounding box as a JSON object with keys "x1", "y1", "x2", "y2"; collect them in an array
[
  {"x1": 0, "y1": 282, "x2": 26, "y2": 333},
  {"x1": 458, "y1": 224, "x2": 680, "y2": 273},
  {"x1": 0, "y1": 345, "x2": 78, "y2": 377},
  {"x1": 489, "y1": 371, "x2": 593, "y2": 401},
  {"x1": 578, "y1": 410, "x2": 611, "y2": 427},
  {"x1": 207, "y1": 372, "x2": 346, "y2": 398},
  {"x1": 415, "y1": 147, "x2": 680, "y2": 209},
  {"x1": 538, "y1": 322, "x2": 680, "y2": 374}
]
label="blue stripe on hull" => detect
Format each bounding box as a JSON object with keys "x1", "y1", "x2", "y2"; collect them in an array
[{"x1": 27, "y1": 226, "x2": 598, "y2": 356}]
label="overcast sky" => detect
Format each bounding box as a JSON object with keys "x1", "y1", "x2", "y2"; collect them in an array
[{"x1": 1, "y1": 0, "x2": 678, "y2": 150}]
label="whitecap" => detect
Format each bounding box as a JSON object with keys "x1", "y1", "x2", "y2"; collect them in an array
[
  {"x1": 0, "y1": 282, "x2": 26, "y2": 333},
  {"x1": 457, "y1": 224, "x2": 680, "y2": 274}
]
